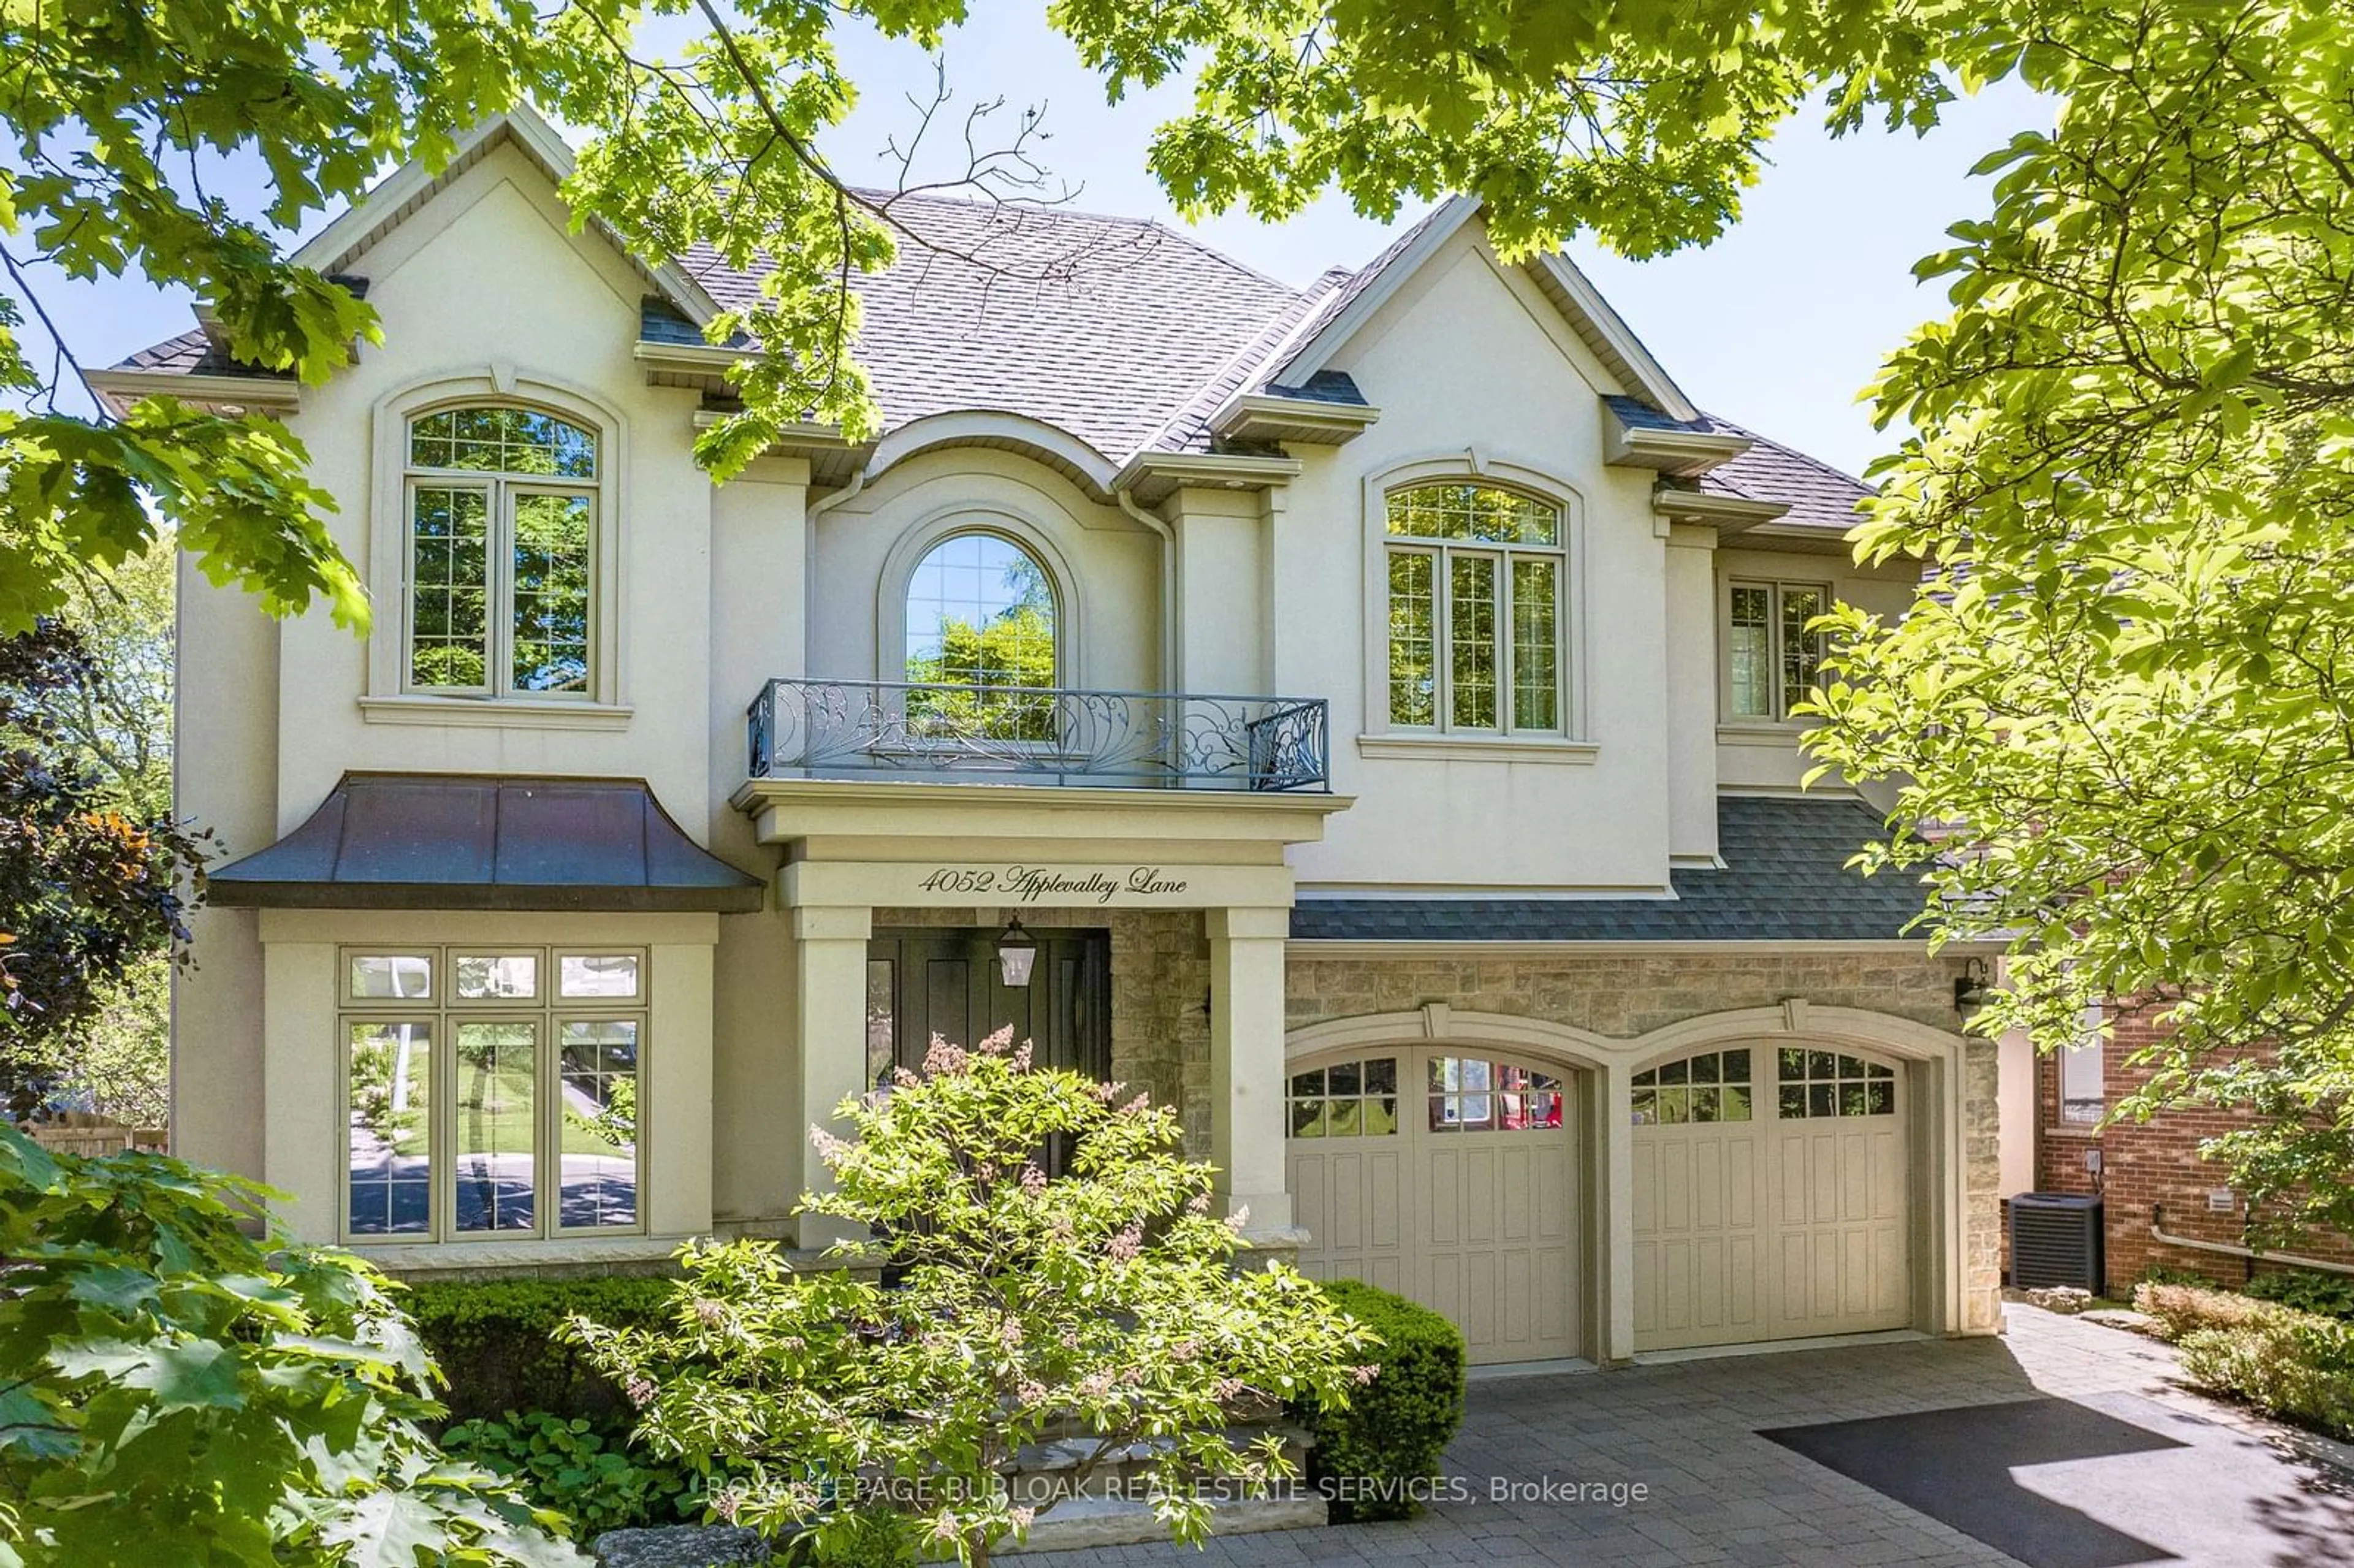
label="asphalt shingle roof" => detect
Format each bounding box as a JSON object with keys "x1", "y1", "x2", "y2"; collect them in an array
[
  {"x1": 1699, "y1": 414, "x2": 1876, "y2": 533},
  {"x1": 679, "y1": 196, "x2": 1303, "y2": 462},
  {"x1": 112, "y1": 192, "x2": 1866, "y2": 523},
  {"x1": 1289, "y1": 796, "x2": 1934, "y2": 942}
]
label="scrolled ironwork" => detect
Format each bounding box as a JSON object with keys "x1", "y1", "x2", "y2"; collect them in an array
[{"x1": 745, "y1": 678, "x2": 1329, "y2": 791}]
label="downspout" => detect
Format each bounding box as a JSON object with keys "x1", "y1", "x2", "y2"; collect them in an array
[
  {"x1": 1113, "y1": 484, "x2": 1178, "y2": 693},
  {"x1": 2150, "y1": 1205, "x2": 2354, "y2": 1278}
]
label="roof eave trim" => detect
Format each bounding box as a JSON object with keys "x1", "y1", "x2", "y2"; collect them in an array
[
  {"x1": 83, "y1": 368, "x2": 300, "y2": 418},
  {"x1": 634, "y1": 340, "x2": 743, "y2": 373},
  {"x1": 1653, "y1": 487, "x2": 1791, "y2": 533},
  {"x1": 1531, "y1": 253, "x2": 1702, "y2": 422},
  {"x1": 1608, "y1": 423, "x2": 1753, "y2": 478},
  {"x1": 1111, "y1": 451, "x2": 1306, "y2": 492},
  {"x1": 1209, "y1": 393, "x2": 1381, "y2": 446},
  {"x1": 291, "y1": 104, "x2": 720, "y2": 330}
]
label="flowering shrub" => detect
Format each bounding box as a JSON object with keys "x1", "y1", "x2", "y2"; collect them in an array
[{"x1": 567, "y1": 1030, "x2": 1375, "y2": 1566}]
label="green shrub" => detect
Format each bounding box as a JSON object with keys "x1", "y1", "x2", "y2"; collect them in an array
[
  {"x1": 2137, "y1": 1262, "x2": 2223, "y2": 1290},
  {"x1": 443, "y1": 1410, "x2": 698, "y2": 1536},
  {"x1": 406, "y1": 1275, "x2": 678, "y2": 1424},
  {"x1": 2176, "y1": 1311, "x2": 2354, "y2": 1440},
  {"x1": 2247, "y1": 1269, "x2": 2354, "y2": 1320},
  {"x1": 1298, "y1": 1279, "x2": 1467, "y2": 1523}
]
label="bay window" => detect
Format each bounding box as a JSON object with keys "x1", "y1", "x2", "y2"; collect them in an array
[
  {"x1": 342, "y1": 946, "x2": 644, "y2": 1243},
  {"x1": 1384, "y1": 483, "x2": 1566, "y2": 734},
  {"x1": 1726, "y1": 579, "x2": 1829, "y2": 722}
]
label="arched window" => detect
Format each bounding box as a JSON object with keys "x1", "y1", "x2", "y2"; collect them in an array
[
  {"x1": 404, "y1": 405, "x2": 598, "y2": 696},
  {"x1": 1384, "y1": 482, "x2": 1564, "y2": 734},
  {"x1": 902, "y1": 531, "x2": 1058, "y2": 737}
]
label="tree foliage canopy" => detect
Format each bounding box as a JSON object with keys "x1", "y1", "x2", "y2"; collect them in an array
[
  {"x1": 1801, "y1": 1, "x2": 2354, "y2": 1231},
  {"x1": 0, "y1": 1125, "x2": 581, "y2": 1567},
  {"x1": 0, "y1": 622, "x2": 199, "y2": 1121}
]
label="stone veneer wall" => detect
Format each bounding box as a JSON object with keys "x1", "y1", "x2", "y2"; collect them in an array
[
  {"x1": 1286, "y1": 948, "x2": 2004, "y2": 1334},
  {"x1": 870, "y1": 907, "x2": 1213, "y2": 1160}
]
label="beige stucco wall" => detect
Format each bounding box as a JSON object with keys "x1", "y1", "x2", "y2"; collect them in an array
[
  {"x1": 809, "y1": 449, "x2": 1162, "y2": 691},
  {"x1": 1274, "y1": 227, "x2": 1677, "y2": 894}
]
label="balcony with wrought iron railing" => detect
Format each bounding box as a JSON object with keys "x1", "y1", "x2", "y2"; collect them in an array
[{"x1": 745, "y1": 678, "x2": 1331, "y2": 792}]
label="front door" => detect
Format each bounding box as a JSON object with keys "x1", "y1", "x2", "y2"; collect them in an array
[{"x1": 865, "y1": 929, "x2": 1111, "y2": 1090}]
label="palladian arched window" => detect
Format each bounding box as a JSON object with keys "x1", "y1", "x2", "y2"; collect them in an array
[
  {"x1": 404, "y1": 405, "x2": 598, "y2": 696},
  {"x1": 902, "y1": 531, "x2": 1058, "y2": 738}
]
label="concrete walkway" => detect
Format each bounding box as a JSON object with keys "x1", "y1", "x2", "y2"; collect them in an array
[{"x1": 1026, "y1": 1306, "x2": 2354, "y2": 1567}]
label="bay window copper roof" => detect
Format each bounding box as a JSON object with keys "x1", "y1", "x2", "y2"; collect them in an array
[{"x1": 205, "y1": 773, "x2": 765, "y2": 912}]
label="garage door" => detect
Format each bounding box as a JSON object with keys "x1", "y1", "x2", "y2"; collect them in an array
[
  {"x1": 1287, "y1": 1049, "x2": 1581, "y2": 1365},
  {"x1": 1632, "y1": 1045, "x2": 1908, "y2": 1351}
]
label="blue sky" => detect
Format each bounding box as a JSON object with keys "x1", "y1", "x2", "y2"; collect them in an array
[{"x1": 50, "y1": 4, "x2": 2043, "y2": 480}]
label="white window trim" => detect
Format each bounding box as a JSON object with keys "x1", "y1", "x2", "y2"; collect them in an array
[
  {"x1": 1358, "y1": 454, "x2": 1589, "y2": 748},
  {"x1": 1718, "y1": 576, "x2": 1831, "y2": 726},
  {"x1": 366, "y1": 370, "x2": 628, "y2": 719},
  {"x1": 337, "y1": 945, "x2": 650, "y2": 1247},
  {"x1": 2060, "y1": 1003, "x2": 2106, "y2": 1127}
]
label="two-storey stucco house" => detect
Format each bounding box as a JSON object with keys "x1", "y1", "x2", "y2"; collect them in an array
[{"x1": 102, "y1": 107, "x2": 2003, "y2": 1367}]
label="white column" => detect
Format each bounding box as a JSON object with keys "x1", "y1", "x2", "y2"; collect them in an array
[
  {"x1": 792, "y1": 904, "x2": 872, "y2": 1251},
  {"x1": 1206, "y1": 906, "x2": 1295, "y2": 1239},
  {"x1": 1599, "y1": 1058, "x2": 1637, "y2": 1363}
]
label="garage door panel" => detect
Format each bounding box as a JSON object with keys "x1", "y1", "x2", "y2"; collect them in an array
[
  {"x1": 1535, "y1": 1144, "x2": 1571, "y2": 1243},
  {"x1": 1365, "y1": 1150, "x2": 1400, "y2": 1247},
  {"x1": 1464, "y1": 1148, "x2": 1498, "y2": 1245},
  {"x1": 1292, "y1": 1048, "x2": 1582, "y2": 1368},
  {"x1": 1632, "y1": 1142, "x2": 1659, "y2": 1230}
]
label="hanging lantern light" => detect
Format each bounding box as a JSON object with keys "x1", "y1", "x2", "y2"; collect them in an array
[{"x1": 996, "y1": 916, "x2": 1038, "y2": 988}]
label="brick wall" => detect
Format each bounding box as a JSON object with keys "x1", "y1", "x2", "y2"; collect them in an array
[
  {"x1": 1289, "y1": 948, "x2": 2003, "y2": 1333},
  {"x1": 2032, "y1": 1003, "x2": 2354, "y2": 1290}
]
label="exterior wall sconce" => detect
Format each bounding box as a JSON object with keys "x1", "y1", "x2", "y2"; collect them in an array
[
  {"x1": 1953, "y1": 957, "x2": 1994, "y2": 1018},
  {"x1": 996, "y1": 917, "x2": 1038, "y2": 988}
]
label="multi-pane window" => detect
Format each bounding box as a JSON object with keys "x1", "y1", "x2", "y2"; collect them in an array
[
  {"x1": 1726, "y1": 580, "x2": 1829, "y2": 721},
  {"x1": 1287, "y1": 1057, "x2": 1401, "y2": 1138},
  {"x1": 1776, "y1": 1048, "x2": 1896, "y2": 1119},
  {"x1": 1427, "y1": 1057, "x2": 1563, "y2": 1132},
  {"x1": 1385, "y1": 484, "x2": 1565, "y2": 734},
  {"x1": 342, "y1": 946, "x2": 645, "y2": 1243},
  {"x1": 1631, "y1": 1049, "x2": 1753, "y2": 1125},
  {"x1": 903, "y1": 531, "x2": 1058, "y2": 740},
  {"x1": 405, "y1": 405, "x2": 598, "y2": 697},
  {"x1": 2060, "y1": 1003, "x2": 2105, "y2": 1125}
]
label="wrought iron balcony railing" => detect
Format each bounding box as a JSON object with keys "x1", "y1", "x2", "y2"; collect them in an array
[{"x1": 747, "y1": 678, "x2": 1331, "y2": 791}]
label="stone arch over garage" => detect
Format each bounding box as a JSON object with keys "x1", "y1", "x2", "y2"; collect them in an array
[{"x1": 1619, "y1": 1005, "x2": 1975, "y2": 1355}]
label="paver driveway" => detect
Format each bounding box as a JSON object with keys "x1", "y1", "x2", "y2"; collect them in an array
[{"x1": 1027, "y1": 1306, "x2": 2354, "y2": 1568}]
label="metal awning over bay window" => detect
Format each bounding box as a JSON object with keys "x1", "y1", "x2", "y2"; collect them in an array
[{"x1": 745, "y1": 679, "x2": 1331, "y2": 792}]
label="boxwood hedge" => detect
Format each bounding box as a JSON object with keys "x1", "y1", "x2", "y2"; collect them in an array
[
  {"x1": 403, "y1": 1274, "x2": 677, "y2": 1425},
  {"x1": 1298, "y1": 1278, "x2": 1468, "y2": 1523}
]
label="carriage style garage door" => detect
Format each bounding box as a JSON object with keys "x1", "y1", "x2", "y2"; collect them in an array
[
  {"x1": 1287, "y1": 1049, "x2": 1581, "y2": 1365},
  {"x1": 1632, "y1": 1045, "x2": 1909, "y2": 1351}
]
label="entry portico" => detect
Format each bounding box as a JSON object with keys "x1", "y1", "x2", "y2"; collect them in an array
[{"x1": 734, "y1": 777, "x2": 1352, "y2": 1248}]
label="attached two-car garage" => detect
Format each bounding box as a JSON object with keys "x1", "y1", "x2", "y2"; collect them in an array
[{"x1": 1287, "y1": 1034, "x2": 1913, "y2": 1363}]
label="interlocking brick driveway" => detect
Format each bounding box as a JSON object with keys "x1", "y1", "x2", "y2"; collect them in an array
[{"x1": 1027, "y1": 1306, "x2": 2354, "y2": 1567}]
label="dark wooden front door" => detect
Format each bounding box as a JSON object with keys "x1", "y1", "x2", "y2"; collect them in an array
[{"x1": 864, "y1": 929, "x2": 1111, "y2": 1092}]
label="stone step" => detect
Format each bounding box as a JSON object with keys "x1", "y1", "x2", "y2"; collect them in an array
[{"x1": 998, "y1": 1489, "x2": 1327, "y2": 1556}]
